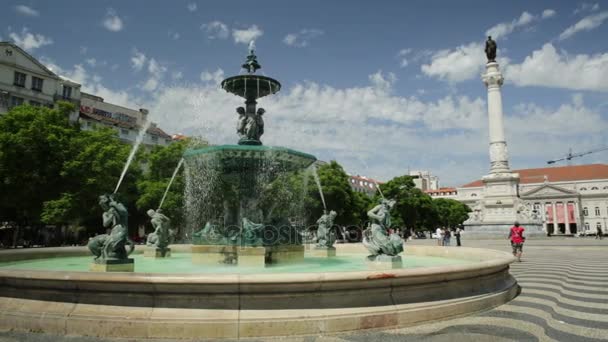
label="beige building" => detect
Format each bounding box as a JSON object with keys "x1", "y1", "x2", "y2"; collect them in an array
[
  {"x1": 0, "y1": 41, "x2": 172, "y2": 147},
  {"x1": 79, "y1": 93, "x2": 171, "y2": 147},
  {"x1": 459, "y1": 164, "x2": 608, "y2": 236},
  {"x1": 409, "y1": 170, "x2": 439, "y2": 191},
  {"x1": 0, "y1": 42, "x2": 80, "y2": 120}
]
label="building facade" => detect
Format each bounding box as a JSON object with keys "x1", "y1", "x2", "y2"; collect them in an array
[
  {"x1": 348, "y1": 175, "x2": 382, "y2": 197},
  {"x1": 425, "y1": 187, "x2": 458, "y2": 199},
  {"x1": 459, "y1": 164, "x2": 608, "y2": 236},
  {"x1": 409, "y1": 170, "x2": 439, "y2": 191},
  {"x1": 0, "y1": 41, "x2": 172, "y2": 147},
  {"x1": 79, "y1": 93, "x2": 171, "y2": 147},
  {"x1": 0, "y1": 42, "x2": 80, "y2": 120}
]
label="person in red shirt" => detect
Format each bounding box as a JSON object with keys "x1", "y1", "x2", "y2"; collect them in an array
[{"x1": 508, "y1": 221, "x2": 525, "y2": 262}]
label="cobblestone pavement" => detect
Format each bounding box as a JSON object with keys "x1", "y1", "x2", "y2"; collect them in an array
[{"x1": 1, "y1": 238, "x2": 606, "y2": 342}]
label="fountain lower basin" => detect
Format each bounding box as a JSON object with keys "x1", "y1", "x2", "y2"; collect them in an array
[{"x1": 0, "y1": 244, "x2": 518, "y2": 339}]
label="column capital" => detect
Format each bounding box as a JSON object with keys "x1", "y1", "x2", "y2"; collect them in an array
[{"x1": 482, "y1": 62, "x2": 504, "y2": 88}]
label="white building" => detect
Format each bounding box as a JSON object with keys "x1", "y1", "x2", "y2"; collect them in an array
[
  {"x1": 79, "y1": 93, "x2": 172, "y2": 147},
  {"x1": 409, "y1": 170, "x2": 439, "y2": 191},
  {"x1": 0, "y1": 42, "x2": 80, "y2": 120},
  {"x1": 459, "y1": 164, "x2": 608, "y2": 236}
]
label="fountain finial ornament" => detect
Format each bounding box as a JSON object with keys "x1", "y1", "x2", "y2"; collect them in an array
[
  {"x1": 485, "y1": 36, "x2": 497, "y2": 63},
  {"x1": 242, "y1": 41, "x2": 261, "y2": 74}
]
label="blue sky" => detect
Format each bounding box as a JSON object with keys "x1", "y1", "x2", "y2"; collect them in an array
[{"x1": 2, "y1": 1, "x2": 608, "y2": 186}]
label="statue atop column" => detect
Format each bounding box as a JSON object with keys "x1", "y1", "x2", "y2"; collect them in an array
[{"x1": 485, "y1": 36, "x2": 497, "y2": 62}]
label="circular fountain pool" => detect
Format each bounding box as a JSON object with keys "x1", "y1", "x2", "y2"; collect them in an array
[{"x1": 0, "y1": 244, "x2": 518, "y2": 339}]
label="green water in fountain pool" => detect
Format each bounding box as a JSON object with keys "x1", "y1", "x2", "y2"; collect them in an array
[{"x1": 0, "y1": 253, "x2": 473, "y2": 274}]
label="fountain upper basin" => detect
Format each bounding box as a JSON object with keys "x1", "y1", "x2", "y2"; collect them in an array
[{"x1": 221, "y1": 75, "x2": 281, "y2": 100}]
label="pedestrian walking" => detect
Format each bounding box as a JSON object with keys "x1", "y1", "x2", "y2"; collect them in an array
[
  {"x1": 508, "y1": 221, "x2": 525, "y2": 262},
  {"x1": 436, "y1": 227, "x2": 443, "y2": 246},
  {"x1": 455, "y1": 227, "x2": 462, "y2": 247},
  {"x1": 443, "y1": 227, "x2": 451, "y2": 246},
  {"x1": 596, "y1": 226, "x2": 603, "y2": 240}
]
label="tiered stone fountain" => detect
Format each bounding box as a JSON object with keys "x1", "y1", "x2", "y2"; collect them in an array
[{"x1": 186, "y1": 45, "x2": 316, "y2": 266}]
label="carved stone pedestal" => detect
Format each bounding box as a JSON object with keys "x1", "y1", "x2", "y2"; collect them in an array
[
  {"x1": 267, "y1": 245, "x2": 305, "y2": 264},
  {"x1": 192, "y1": 245, "x2": 237, "y2": 265},
  {"x1": 367, "y1": 255, "x2": 403, "y2": 270},
  {"x1": 144, "y1": 247, "x2": 171, "y2": 258},
  {"x1": 237, "y1": 246, "x2": 267, "y2": 267},
  {"x1": 311, "y1": 246, "x2": 336, "y2": 257},
  {"x1": 90, "y1": 258, "x2": 134, "y2": 272},
  {"x1": 192, "y1": 244, "x2": 305, "y2": 267}
]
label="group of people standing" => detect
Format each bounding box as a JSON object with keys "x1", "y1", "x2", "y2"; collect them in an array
[{"x1": 435, "y1": 227, "x2": 462, "y2": 247}]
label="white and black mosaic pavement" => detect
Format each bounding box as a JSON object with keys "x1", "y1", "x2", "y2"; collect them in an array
[{"x1": 1, "y1": 238, "x2": 606, "y2": 342}]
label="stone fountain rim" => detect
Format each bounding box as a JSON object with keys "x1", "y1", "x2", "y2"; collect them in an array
[{"x1": 0, "y1": 245, "x2": 515, "y2": 285}]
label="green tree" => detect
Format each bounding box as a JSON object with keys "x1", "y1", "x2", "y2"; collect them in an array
[
  {"x1": 307, "y1": 161, "x2": 369, "y2": 227},
  {"x1": 0, "y1": 103, "x2": 79, "y2": 226},
  {"x1": 41, "y1": 127, "x2": 138, "y2": 232},
  {"x1": 434, "y1": 198, "x2": 471, "y2": 228},
  {"x1": 378, "y1": 175, "x2": 438, "y2": 231},
  {"x1": 136, "y1": 139, "x2": 193, "y2": 235}
]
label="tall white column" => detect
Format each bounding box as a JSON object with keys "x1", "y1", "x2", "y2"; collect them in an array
[
  {"x1": 564, "y1": 202, "x2": 571, "y2": 234},
  {"x1": 482, "y1": 62, "x2": 509, "y2": 174},
  {"x1": 575, "y1": 201, "x2": 581, "y2": 234},
  {"x1": 552, "y1": 202, "x2": 558, "y2": 234}
]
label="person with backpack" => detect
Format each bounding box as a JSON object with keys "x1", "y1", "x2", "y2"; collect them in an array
[{"x1": 508, "y1": 221, "x2": 525, "y2": 262}]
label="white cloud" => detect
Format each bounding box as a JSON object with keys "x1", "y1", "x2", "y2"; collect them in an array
[
  {"x1": 232, "y1": 25, "x2": 263, "y2": 44},
  {"x1": 187, "y1": 3, "x2": 197, "y2": 12},
  {"x1": 559, "y1": 11, "x2": 608, "y2": 40},
  {"x1": 506, "y1": 43, "x2": 608, "y2": 92},
  {"x1": 421, "y1": 42, "x2": 486, "y2": 83},
  {"x1": 574, "y1": 3, "x2": 600, "y2": 14},
  {"x1": 201, "y1": 21, "x2": 229, "y2": 40},
  {"x1": 542, "y1": 9, "x2": 556, "y2": 19},
  {"x1": 168, "y1": 30, "x2": 180, "y2": 40},
  {"x1": 102, "y1": 8, "x2": 124, "y2": 32},
  {"x1": 41, "y1": 58, "x2": 135, "y2": 108},
  {"x1": 85, "y1": 58, "x2": 97, "y2": 67},
  {"x1": 9, "y1": 28, "x2": 52, "y2": 51},
  {"x1": 397, "y1": 48, "x2": 412, "y2": 67},
  {"x1": 14, "y1": 5, "x2": 39, "y2": 17},
  {"x1": 130, "y1": 49, "x2": 147, "y2": 71},
  {"x1": 171, "y1": 71, "x2": 183, "y2": 80},
  {"x1": 485, "y1": 11, "x2": 550, "y2": 39},
  {"x1": 368, "y1": 70, "x2": 397, "y2": 91},
  {"x1": 200, "y1": 68, "x2": 225, "y2": 84},
  {"x1": 282, "y1": 29, "x2": 323, "y2": 47}
]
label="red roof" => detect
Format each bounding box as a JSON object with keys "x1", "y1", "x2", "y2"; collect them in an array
[
  {"x1": 425, "y1": 187, "x2": 457, "y2": 194},
  {"x1": 461, "y1": 164, "x2": 608, "y2": 188},
  {"x1": 80, "y1": 112, "x2": 171, "y2": 139}
]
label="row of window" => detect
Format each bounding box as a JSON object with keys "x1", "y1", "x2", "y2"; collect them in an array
[
  {"x1": 7, "y1": 96, "x2": 51, "y2": 108},
  {"x1": 582, "y1": 206, "x2": 608, "y2": 217},
  {"x1": 579, "y1": 186, "x2": 608, "y2": 191},
  {"x1": 14, "y1": 71, "x2": 43, "y2": 92},
  {"x1": 13, "y1": 71, "x2": 73, "y2": 98},
  {"x1": 85, "y1": 121, "x2": 167, "y2": 144},
  {"x1": 584, "y1": 222, "x2": 603, "y2": 231}
]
